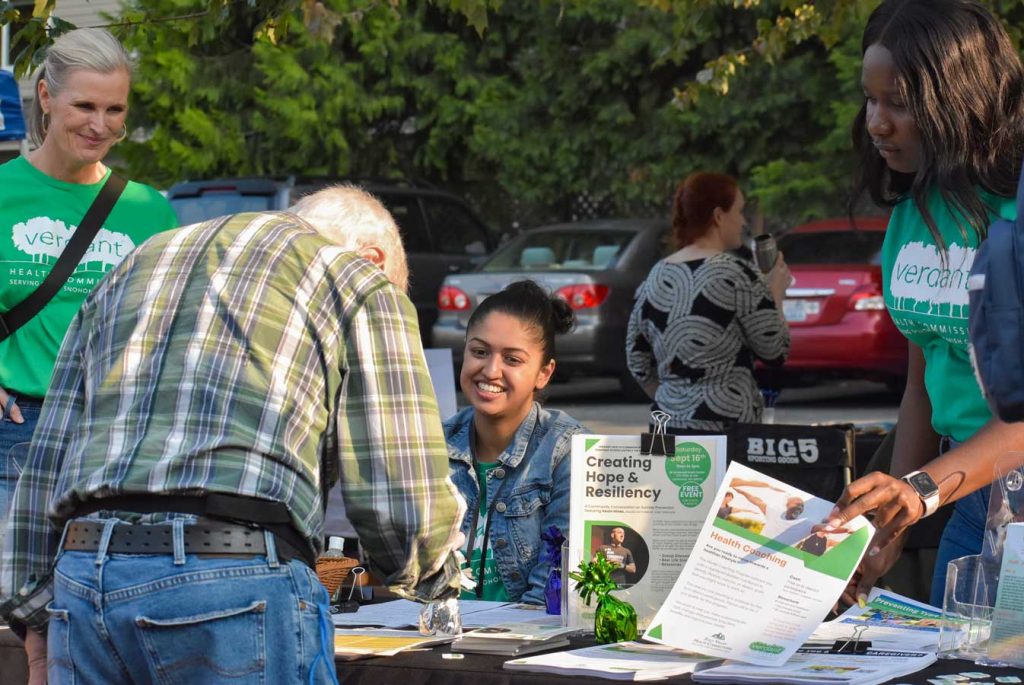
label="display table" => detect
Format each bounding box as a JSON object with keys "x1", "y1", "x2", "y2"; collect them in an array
[{"x1": 3, "y1": 630, "x2": 1022, "y2": 684}]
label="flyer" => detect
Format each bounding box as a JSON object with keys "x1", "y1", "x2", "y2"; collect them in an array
[
  {"x1": 504, "y1": 641, "x2": 719, "y2": 681},
  {"x1": 809, "y1": 587, "x2": 942, "y2": 652},
  {"x1": 988, "y1": 522, "x2": 1024, "y2": 664},
  {"x1": 692, "y1": 648, "x2": 936, "y2": 685},
  {"x1": 567, "y1": 433, "x2": 727, "y2": 629},
  {"x1": 645, "y1": 462, "x2": 874, "y2": 666}
]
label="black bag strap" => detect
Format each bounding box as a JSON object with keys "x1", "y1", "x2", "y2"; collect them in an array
[{"x1": 0, "y1": 172, "x2": 128, "y2": 343}]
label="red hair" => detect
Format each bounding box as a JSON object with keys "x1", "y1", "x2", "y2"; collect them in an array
[{"x1": 672, "y1": 172, "x2": 739, "y2": 248}]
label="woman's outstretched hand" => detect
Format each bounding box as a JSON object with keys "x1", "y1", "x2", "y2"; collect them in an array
[{"x1": 828, "y1": 472, "x2": 925, "y2": 607}]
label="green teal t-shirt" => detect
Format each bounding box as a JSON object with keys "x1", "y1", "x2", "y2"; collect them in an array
[
  {"x1": 460, "y1": 461, "x2": 510, "y2": 602},
  {"x1": 0, "y1": 157, "x2": 178, "y2": 397},
  {"x1": 881, "y1": 188, "x2": 1016, "y2": 442}
]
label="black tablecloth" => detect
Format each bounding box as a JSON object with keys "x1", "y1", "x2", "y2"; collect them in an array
[{"x1": 5, "y1": 630, "x2": 1022, "y2": 685}]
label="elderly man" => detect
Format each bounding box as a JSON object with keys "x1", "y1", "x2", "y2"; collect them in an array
[{"x1": 0, "y1": 186, "x2": 465, "y2": 684}]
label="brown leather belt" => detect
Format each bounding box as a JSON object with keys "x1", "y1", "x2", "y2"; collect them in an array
[{"x1": 63, "y1": 519, "x2": 304, "y2": 562}]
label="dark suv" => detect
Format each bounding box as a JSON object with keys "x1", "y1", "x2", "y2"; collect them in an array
[{"x1": 165, "y1": 177, "x2": 500, "y2": 344}]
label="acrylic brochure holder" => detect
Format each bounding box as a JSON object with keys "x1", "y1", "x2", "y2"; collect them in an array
[{"x1": 939, "y1": 453, "x2": 1024, "y2": 668}]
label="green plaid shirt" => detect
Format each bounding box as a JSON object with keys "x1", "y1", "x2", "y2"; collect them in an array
[{"x1": 0, "y1": 212, "x2": 465, "y2": 633}]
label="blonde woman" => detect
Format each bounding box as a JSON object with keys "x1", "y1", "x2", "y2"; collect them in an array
[{"x1": 0, "y1": 28, "x2": 176, "y2": 484}]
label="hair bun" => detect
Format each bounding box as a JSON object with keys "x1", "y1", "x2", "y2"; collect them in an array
[{"x1": 549, "y1": 295, "x2": 576, "y2": 336}]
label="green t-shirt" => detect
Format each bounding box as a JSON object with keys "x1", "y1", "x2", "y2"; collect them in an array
[
  {"x1": 460, "y1": 461, "x2": 510, "y2": 602},
  {"x1": 0, "y1": 157, "x2": 178, "y2": 398},
  {"x1": 881, "y1": 188, "x2": 1016, "y2": 441}
]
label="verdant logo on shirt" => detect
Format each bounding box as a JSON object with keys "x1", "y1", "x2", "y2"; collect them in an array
[
  {"x1": 889, "y1": 241, "x2": 975, "y2": 318},
  {"x1": 11, "y1": 216, "x2": 135, "y2": 272}
]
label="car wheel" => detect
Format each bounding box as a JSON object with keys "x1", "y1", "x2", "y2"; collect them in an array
[{"x1": 618, "y1": 373, "x2": 650, "y2": 403}]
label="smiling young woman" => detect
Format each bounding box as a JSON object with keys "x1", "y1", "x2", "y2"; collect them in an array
[
  {"x1": 0, "y1": 29, "x2": 177, "y2": 521},
  {"x1": 444, "y1": 280, "x2": 588, "y2": 603}
]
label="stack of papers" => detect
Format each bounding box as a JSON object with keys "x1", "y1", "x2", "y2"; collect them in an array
[
  {"x1": 331, "y1": 599, "x2": 559, "y2": 629},
  {"x1": 453, "y1": 620, "x2": 576, "y2": 656},
  {"x1": 692, "y1": 647, "x2": 936, "y2": 685},
  {"x1": 505, "y1": 641, "x2": 720, "y2": 681},
  {"x1": 808, "y1": 588, "x2": 942, "y2": 652},
  {"x1": 333, "y1": 629, "x2": 456, "y2": 661}
]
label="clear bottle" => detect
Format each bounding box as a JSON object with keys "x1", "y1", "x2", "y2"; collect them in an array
[{"x1": 322, "y1": 536, "x2": 346, "y2": 558}]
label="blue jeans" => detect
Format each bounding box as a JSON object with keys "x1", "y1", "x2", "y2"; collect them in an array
[
  {"x1": 0, "y1": 397, "x2": 40, "y2": 523},
  {"x1": 48, "y1": 523, "x2": 340, "y2": 685},
  {"x1": 931, "y1": 430, "x2": 992, "y2": 607}
]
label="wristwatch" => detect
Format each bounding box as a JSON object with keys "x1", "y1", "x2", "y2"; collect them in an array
[{"x1": 901, "y1": 471, "x2": 940, "y2": 518}]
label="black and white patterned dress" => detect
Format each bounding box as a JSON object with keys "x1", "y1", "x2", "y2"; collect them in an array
[{"x1": 626, "y1": 253, "x2": 790, "y2": 431}]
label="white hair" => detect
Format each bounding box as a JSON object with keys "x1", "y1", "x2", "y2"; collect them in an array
[
  {"x1": 290, "y1": 185, "x2": 409, "y2": 292},
  {"x1": 29, "y1": 28, "x2": 133, "y2": 146}
]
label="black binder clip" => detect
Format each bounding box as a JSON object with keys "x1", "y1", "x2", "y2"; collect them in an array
[
  {"x1": 329, "y1": 566, "x2": 366, "y2": 614},
  {"x1": 640, "y1": 411, "x2": 676, "y2": 457},
  {"x1": 830, "y1": 624, "x2": 871, "y2": 654}
]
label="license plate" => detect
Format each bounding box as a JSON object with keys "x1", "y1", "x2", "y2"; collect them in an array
[{"x1": 783, "y1": 299, "x2": 820, "y2": 322}]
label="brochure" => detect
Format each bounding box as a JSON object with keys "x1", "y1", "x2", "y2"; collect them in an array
[
  {"x1": 333, "y1": 629, "x2": 456, "y2": 660},
  {"x1": 330, "y1": 599, "x2": 557, "y2": 629},
  {"x1": 453, "y1": 620, "x2": 576, "y2": 656},
  {"x1": 645, "y1": 462, "x2": 874, "y2": 666},
  {"x1": 504, "y1": 641, "x2": 720, "y2": 681},
  {"x1": 808, "y1": 587, "x2": 941, "y2": 652},
  {"x1": 463, "y1": 602, "x2": 562, "y2": 628},
  {"x1": 692, "y1": 648, "x2": 936, "y2": 685},
  {"x1": 989, "y1": 522, "x2": 1024, "y2": 664},
  {"x1": 567, "y1": 433, "x2": 727, "y2": 629}
]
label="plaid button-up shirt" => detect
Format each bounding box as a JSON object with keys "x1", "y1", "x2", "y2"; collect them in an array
[{"x1": 0, "y1": 211, "x2": 465, "y2": 633}]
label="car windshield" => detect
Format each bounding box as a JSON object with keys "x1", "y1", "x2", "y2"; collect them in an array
[
  {"x1": 481, "y1": 230, "x2": 635, "y2": 272},
  {"x1": 170, "y1": 194, "x2": 277, "y2": 226},
  {"x1": 777, "y1": 230, "x2": 885, "y2": 265}
]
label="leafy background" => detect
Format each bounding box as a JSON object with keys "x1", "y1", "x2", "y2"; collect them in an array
[{"x1": 6, "y1": 0, "x2": 1024, "y2": 234}]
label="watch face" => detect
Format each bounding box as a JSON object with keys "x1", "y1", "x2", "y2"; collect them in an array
[{"x1": 908, "y1": 472, "x2": 939, "y2": 498}]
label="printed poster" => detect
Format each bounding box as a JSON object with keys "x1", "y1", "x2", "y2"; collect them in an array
[
  {"x1": 646, "y1": 461, "x2": 874, "y2": 666},
  {"x1": 567, "y1": 433, "x2": 727, "y2": 629},
  {"x1": 989, "y1": 522, "x2": 1024, "y2": 664}
]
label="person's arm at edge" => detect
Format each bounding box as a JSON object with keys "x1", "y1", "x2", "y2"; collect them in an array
[
  {"x1": 335, "y1": 282, "x2": 466, "y2": 602},
  {"x1": 521, "y1": 422, "x2": 586, "y2": 604},
  {"x1": 735, "y1": 259, "x2": 791, "y2": 366}
]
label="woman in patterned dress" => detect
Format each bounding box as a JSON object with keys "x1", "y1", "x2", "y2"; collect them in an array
[{"x1": 625, "y1": 172, "x2": 791, "y2": 432}]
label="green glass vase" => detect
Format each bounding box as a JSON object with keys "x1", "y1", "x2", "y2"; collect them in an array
[{"x1": 594, "y1": 592, "x2": 638, "y2": 644}]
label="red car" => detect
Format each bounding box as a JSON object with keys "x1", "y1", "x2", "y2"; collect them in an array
[{"x1": 756, "y1": 216, "x2": 908, "y2": 389}]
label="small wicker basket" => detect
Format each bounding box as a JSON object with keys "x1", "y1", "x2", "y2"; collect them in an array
[{"x1": 315, "y1": 556, "x2": 361, "y2": 598}]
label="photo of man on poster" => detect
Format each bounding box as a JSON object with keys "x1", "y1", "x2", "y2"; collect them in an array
[{"x1": 596, "y1": 526, "x2": 637, "y2": 588}]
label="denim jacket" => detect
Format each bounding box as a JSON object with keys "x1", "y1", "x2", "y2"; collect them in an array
[{"x1": 445, "y1": 402, "x2": 586, "y2": 604}]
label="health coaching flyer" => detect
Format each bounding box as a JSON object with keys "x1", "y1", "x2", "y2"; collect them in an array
[{"x1": 646, "y1": 461, "x2": 874, "y2": 666}]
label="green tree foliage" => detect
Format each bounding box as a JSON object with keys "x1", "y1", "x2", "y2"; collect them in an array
[
  {"x1": 111, "y1": 0, "x2": 878, "y2": 228},
  {"x1": 8, "y1": 0, "x2": 1024, "y2": 229}
]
